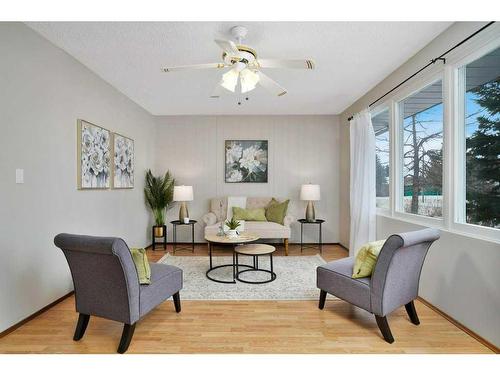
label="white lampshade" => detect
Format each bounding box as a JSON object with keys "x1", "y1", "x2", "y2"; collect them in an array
[
  {"x1": 300, "y1": 184, "x2": 320, "y2": 201},
  {"x1": 173, "y1": 185, "x2": 193, "y2": 202}
]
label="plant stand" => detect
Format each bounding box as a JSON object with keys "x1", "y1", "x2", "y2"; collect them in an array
[{"x1": 151, "y1": 225, "x2": 167, "y2": 251}]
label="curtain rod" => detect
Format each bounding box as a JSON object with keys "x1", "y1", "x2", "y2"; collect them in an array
[{"x1": 347, "y1": 21, "x2": 495, "y2": 122}]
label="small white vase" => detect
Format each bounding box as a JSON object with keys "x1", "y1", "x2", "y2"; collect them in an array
[{"x1": 226, "y1": 230, "x2": 238, "y2": 239}]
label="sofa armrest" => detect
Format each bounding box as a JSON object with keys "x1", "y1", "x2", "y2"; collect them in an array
[
  {"x1": 283, "y1": 214, "x2": 294, "y2": 227},
  {"x1": 202, "y1": 212, "x2": 217, "y2": 226}
]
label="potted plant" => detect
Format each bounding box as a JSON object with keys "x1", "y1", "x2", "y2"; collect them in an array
[
  {"x1": 144, "y1": 169, "x2": 175, "y2": 237},
  {"x1": 224, "y1": 217, "x2": 241, "y2": 239}
]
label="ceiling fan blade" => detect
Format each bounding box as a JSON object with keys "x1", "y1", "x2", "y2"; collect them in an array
[
  {"x1": 257, "y1": 71, "x2": 287, "y2": 97},
  {"x1": 214, "y1": 39, "x2": 240, "y2": 57},
  {"x1": 254, "y1": 59, "x2": 315, "y2": 70},
  {"x1": 161, "y1": 63, "x2": 226, "y2": 73}
]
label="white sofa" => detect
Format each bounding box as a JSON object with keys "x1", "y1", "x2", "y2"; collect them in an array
[{"x1": 202, "y1": 197, "x2": 293, "y2": 255}]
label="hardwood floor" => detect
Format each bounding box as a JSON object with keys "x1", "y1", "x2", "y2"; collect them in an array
[{"x1": 0, "y1": 244, "x2": 493, "y2": 353}]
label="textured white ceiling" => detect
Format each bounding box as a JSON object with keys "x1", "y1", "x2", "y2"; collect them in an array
[{"x1": 27, "y1": 22, "x2": 452, "y2": 115}]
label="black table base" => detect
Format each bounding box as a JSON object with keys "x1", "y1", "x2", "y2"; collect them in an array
[
  {"x1": 235, "y1": 253, "x2": 276, "y2": 284},
  {"x1": 206, "y1": 245, "x2": 253, "y2": 284},
  {"x1": 298, "y1": 219, "x2": 325, "y2": 254},
  {"x1": 171, "y1": 220, "x2": 197, "y2": 254}
]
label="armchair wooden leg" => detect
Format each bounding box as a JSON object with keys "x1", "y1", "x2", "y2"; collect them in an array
[
  {"x1": 284, "y1": 238, "x2": 289, "y2": 256},
  {"x1": 405, "y1": 301, "x2": 420, "y2": 325},
  {"x1": 375, "y1": 315, "x2": 394, "y2": 344},
  {"x1": 117, "y1": 323, "x2": 136, "y2": 354},
  {"x1": 173, "y1": 292, "x2": 181, "y2": 313},
  {"x1": 318, "y1": 290, "x2": 327, "y2": 310},
  {"x1": 73, "y1": 313, "x2": 90, "y2": 341}
]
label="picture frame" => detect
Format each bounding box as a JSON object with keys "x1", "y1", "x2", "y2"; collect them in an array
[
  {"x1": 112, "y1": 132, "x2": 134, "y2": 189},
  {"x1": 77, "y1": 119, "x2": 111, "y2": 189},
  {"x1": 225, "y1": 140, "x2": 268, "y2": 183}
]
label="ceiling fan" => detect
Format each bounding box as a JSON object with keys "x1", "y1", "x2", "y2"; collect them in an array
[{"x1": 161, "y1": 26, "x2": 315, "y2": 98}]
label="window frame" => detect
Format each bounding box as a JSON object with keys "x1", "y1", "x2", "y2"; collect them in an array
[
  {"x1": 392, "y1": 72, "x2": 446, "y2": 228},
  {"x1": 371, "y1": 103, "x2": 392, "y2": 215},
  {"x1": 449, "y1": 38, "x2": 500, "y2": 241},
  {"x1": 359, "y1": 24, "x2": 500, "y2": 244}
]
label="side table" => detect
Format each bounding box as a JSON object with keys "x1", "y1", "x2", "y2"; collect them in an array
[
  {"x1": 298, "y1": 219, "x2": 325, "y2": 253},
  {"x1": 171, "y1": 220, "x2": 197, "y2": 254}
]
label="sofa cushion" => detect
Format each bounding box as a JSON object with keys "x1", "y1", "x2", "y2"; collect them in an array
[
  {"x1": 139, "y1": 263, "x2": 182, "y2": 317},
  {"x1": 211, "y1": 197, "x2": 228, "y2": 222},
  {"x1": 210, "y1": 197, "x2": 284, "y2": 222},
  {"x1": 233, "y1": 207, "x2": 267, "y2": 221},
  {"x1": 227, "y1": 196, "x2": 247, "y2": 220},
  {"x1": 317, "y1": 257, "x2": 371, "y2": 312},
  {"x1": 205, "y1": 221, "x2": 290, "y2": 239},
  {"x1": 247, "y1": 197, "x2": 273, "y2": 209},
  {"x1": 266, "y1": 199, "x2": 290, "y2": 225}
]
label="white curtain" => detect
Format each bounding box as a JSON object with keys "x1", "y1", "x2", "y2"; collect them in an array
[{"x1": 349, "y1": 109, "x2": 376, "y2": 256}]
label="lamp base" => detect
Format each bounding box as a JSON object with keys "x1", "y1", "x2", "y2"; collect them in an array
[
  {"x1": 179, "y1": 202, "x2": 189, "y2": 222},
  {"x1": 305, "y1": 201, "x2": 316, "y2": 222}
]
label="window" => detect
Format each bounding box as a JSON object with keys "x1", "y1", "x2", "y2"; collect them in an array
[
  {"x1": 372, "y1": 108, "x2": 390, "y2": 209},
  {"x1": 398, "y1": 80, "x2": 443, "y2": 218},
  {"x1": 459, "y1": 46, "x2": 500, "y2": 229}
]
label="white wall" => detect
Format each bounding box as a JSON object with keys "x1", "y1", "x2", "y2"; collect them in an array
[
  {"x1": 154, "y1": 115, "x2": 340, "y2": 243},
  {"x1": 0, "y1": 23, "x2": 156, "y2": 332},
  {"x1": 339, "y1": 22, "x2": 500, "y2": 347}
]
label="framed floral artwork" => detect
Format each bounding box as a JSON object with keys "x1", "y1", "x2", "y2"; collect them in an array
[
  {"x1": 77, "y1": 119, "x2": 111, "y2": 189},
  {"x1": 225, "y1": 140, "x2": 268, "y2": 183},
  {"x1": 112, "y1": 133, "x2": 134, "y2": 189}
]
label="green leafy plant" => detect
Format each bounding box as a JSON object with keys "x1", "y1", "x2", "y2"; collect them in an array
[
  {"x1": 225, "y1": 217, "x2": 241, "y2": 230},
  {"x1": 144, "y1": 169, "x2": 175, "y2": 226}
]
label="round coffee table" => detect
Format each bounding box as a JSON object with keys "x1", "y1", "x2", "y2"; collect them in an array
[
  {"x1": 235, "y1": 244, "x2": 277, "y2": 284},
  {"x1": 205, "y1": 233, "x2": 259, "y2": 284}
]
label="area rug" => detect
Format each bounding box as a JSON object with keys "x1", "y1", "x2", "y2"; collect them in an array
[{"x1": 158, "y1": 253, "x2": 330, "y2": 300}]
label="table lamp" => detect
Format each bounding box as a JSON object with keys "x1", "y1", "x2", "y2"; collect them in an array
[
  {"x1": 173, "y1": 185, "x2": 193, "y2": 222},
  {"x1": 300, "y1": 184, "x2": 320, "y2": 222}
]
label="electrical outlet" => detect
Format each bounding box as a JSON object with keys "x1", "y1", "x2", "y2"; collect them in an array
[{"x1": 16, "y1": 169, "x2": 24, "y2": 184}]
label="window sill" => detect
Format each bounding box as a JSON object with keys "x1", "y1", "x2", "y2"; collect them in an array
[
  {"x1": 393, "y1": 211, "x2": 444, "y2": 228},
  {"x1": 377, "y1": 213, "x2": 500, "y2": 245}
]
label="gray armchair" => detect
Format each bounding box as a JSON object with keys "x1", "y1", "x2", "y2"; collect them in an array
[
  {"x1": 54, "y1": 233, "x2": 183, "y2": 353},
  {"x1": 317, "y1": 228, "x2": 439, "y2": 343}
]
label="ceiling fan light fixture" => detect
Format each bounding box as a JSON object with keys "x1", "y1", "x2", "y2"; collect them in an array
[
  {"x1": 162, "y1": 26, "x2": 314, "y2": 98},
  {"x1": 220, "y1": 68, "x2": 239, "y2": 92},
  {"x1": 240, "y1": 68, "x2": 260, "y2": 93}
]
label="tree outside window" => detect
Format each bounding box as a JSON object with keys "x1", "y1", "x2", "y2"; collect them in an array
[
  {"x1": 399, "y1": 80, "x2": 443, "y2": 217},
  {"x1": 463, "y1": 46, "x2": 500, "y2": 229}
]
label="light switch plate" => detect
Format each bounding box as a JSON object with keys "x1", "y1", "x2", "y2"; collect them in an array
[{"x1": 16, "y1": 169, "x2": 24, "y2": 184}]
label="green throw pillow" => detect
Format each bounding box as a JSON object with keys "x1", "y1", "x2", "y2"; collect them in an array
[
  {"x1": 232, "y1": 207, "x2": 267, "y2": 221},
  {"x1": 351, "y1": 240, "x2": 386, "y2": 279},
  {"x1": 130, "y1": 248, "x2": 151, "y2": 285},
  {"x1": 265, "y1": 198, "x2": 290, "y2": 225}
]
